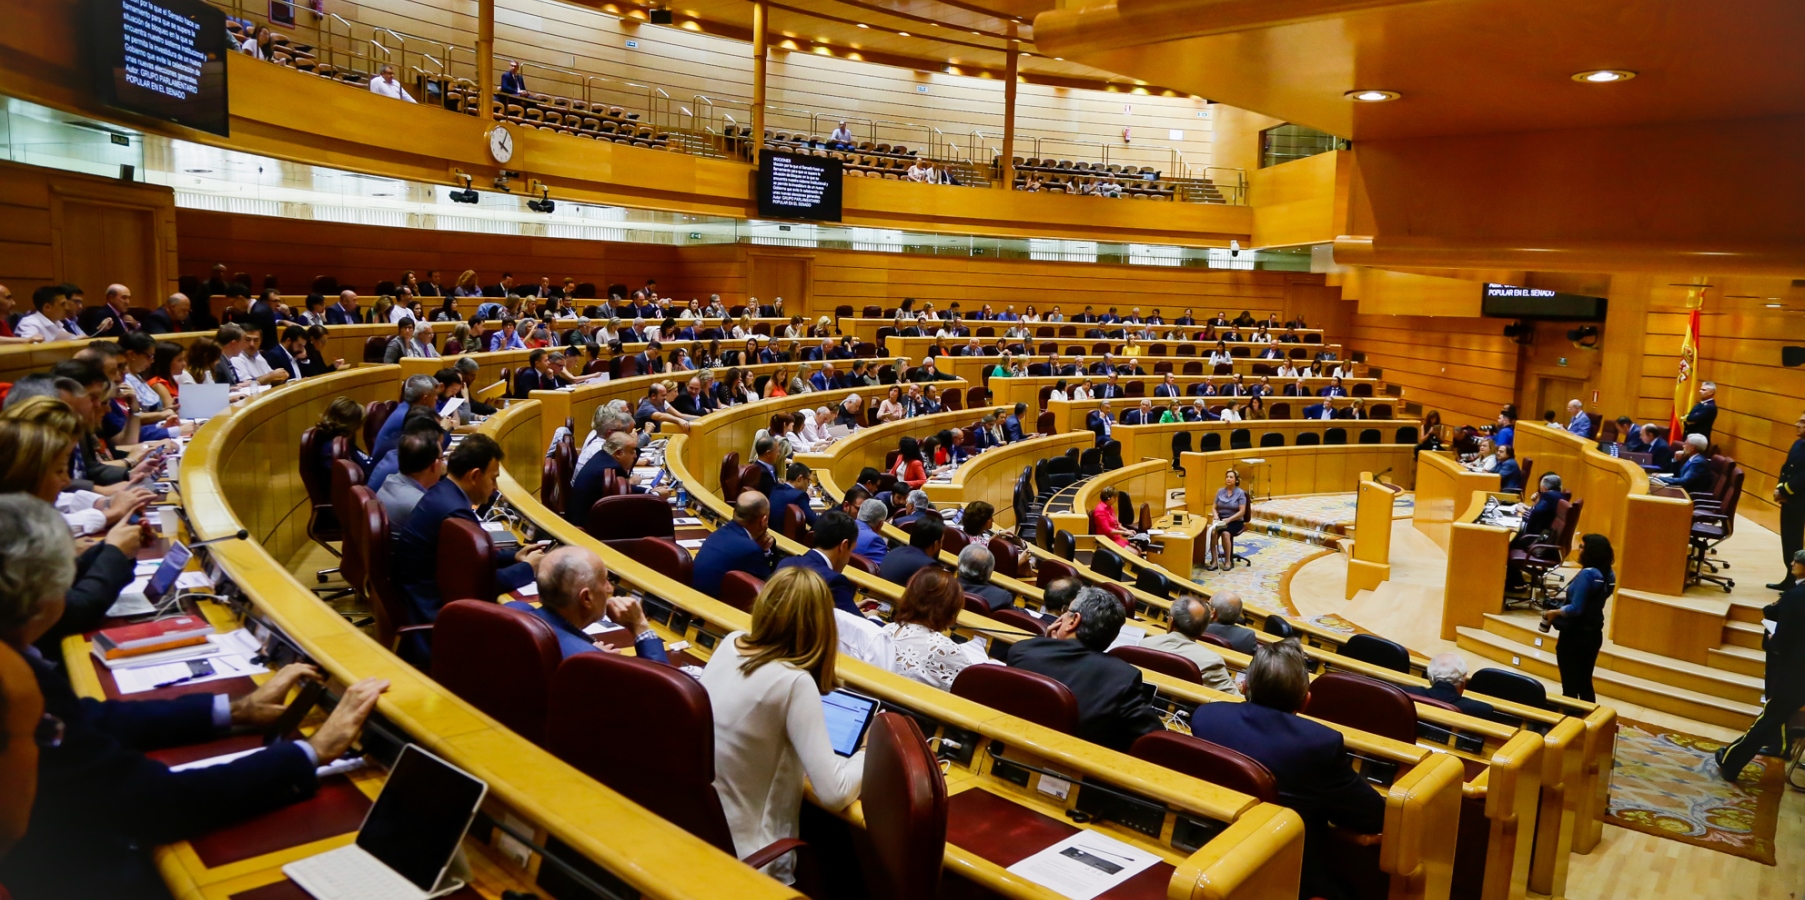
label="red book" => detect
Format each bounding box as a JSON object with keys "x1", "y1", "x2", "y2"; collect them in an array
[{"x1": 93, "y1": 616, "x2": 215, "y2": 659}]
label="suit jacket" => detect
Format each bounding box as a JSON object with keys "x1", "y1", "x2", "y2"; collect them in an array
[
  {"x1": 298, "y1": 348, "x2": 335, "y2": 379},
  {"x1": 877, "y1": 544, "x2": 938, "y2": 588},
  {"x1": 1004, "y1": 638, "x2": 1163, "y2": 752},
  {"x1": 376, "y1": 473, "x2": 429, "y2": 530},
  {"x1": 1521, "y1": 490, "x2": 1567, "y2": 536},
  {"x1": 769, "y1": 482, "x2": 818, "y2": 530},
  {"x1": 672, "y1": 391, "x2": 712, "y2": 417},
  {"x1": 392, "y1": 479, "x2": 534, "y2": 638},
  {"x1": 1667, "y1": 453, "x2": 1714, "y2": 494},
  {"x1": 692, "y1": 521, "x2": 774, "y2": 598},
  {"x1": 261, "y1": 344, "x2": 304, "y2": 381},
  {"x1": 565, "y1": 449, "x2": 641, "y2": 525},
  {"x1": 960, "y1": 576, "x2": 1015, "y2": 611},
  {"x1": 38, "y1": 542, "x2": 134, "y2": 650},
  {"x1": 1121, "y1": 409, "x2": 1154, "y2": 426},
  {"x1": 1003, "y1": 415, "x2": 1027, "y2": 442},
  {"x1": 1154, "y1": 384, "x2": 1181, "y2": 398},
  {"x1": 2, "y1": 652, "x2": 319, "y2": 900},
  {"x1": 78, "y1": 303, "x2": 132, "y2": 337},
  {"x1": 743, "y1": 459, "x2": 778, "y2": 497},
  {"x1": 504, "y1": 601, "x2": 667, "y2": 663},
  {"x1": 515, "y1": 367, "x2": 549, "y2": 397},
  {"x1": 1187, "y1": 701, "x2": 1384, "y2": 834},
  {"x1": 1333, "y1": 407, "x2": 1361, "y2": 420},
  {"x1": 325, "y1": 305, "x2": 359, "y2": 325},
  {"x1": 500, "y1": 70, "x2": 528, "y2": 94},
  {"x1": 1762, "y1": 584, "x2": 1805, "y2": 692},
  {"x1": 1085, "y1": 410, "x2": 1116, "y2": 446},
  {"x1": 1496, "y1": 458, "x2": 1525, "y2": 494},
  {"x1": 1205, "y1": 622, "x2": 1259, "y2": 655},
  {"x1": 1141, "y1": 632, "x2": 1241, "y2": 696},
  {"x1": 140, "y1": 308, "x2": 187, "y2": 335},
  {"x1": 854, "y1": 521, "x2": 889, "y2": 564},
  {"x1": 1683, "y1": 399, "x2": 1717, "y2": 440},
  {"x1": 1402, "y1": 682, "x2": 1499, "y2": 723},
  {"x1": 775, "y1": 550, "x2": 860, "y2": 615}
]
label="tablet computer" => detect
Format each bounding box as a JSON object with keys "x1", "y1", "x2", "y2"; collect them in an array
[{"x1": 822, "y1": 689, "x2": 880, "y2": 757}]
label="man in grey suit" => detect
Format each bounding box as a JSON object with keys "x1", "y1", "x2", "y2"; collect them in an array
[
  {"x1": 1142, "y1": 595, "x2": 1242, "y2": 696},
  {"x1": 1206, "y1": 592, "x2": 1260, "y2": 655},
  {"x1": 376, "y1": 432, "x2": 443, "y2": 529}
]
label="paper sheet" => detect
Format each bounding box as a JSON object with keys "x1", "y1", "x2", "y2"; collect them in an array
[
  {"x1": 113, "y1": 652, "x2": 268, "y2": 693},
  {"x1": 582, "y1": 620, "x2": 628, "y2": 636},
  {"x1": 677, "y1": 539, "x2": 707, "y2": 549},
  {"x1": 1105, "y1": 625, "x2": 1146, "y2": 653},
  {"x1": 1004, "y1": 830, "x2": 1161, "y2": 900},
  {"x1": 673, "y1": 517, "x2": 703, "y2": 526},
  {"x1": 516, "y1": 583, "x2": 540, "y2": 598}
]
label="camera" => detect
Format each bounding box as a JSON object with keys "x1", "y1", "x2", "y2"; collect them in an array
[{"x1": 1537, "y1": 620, "x2": 1552, "y2": 634}]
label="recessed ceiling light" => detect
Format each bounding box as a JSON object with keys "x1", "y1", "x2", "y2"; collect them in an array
[
  {"x1": 1573, "y1": 69, "x2": 1636, "y2": 84},
  {"x1": 1767, "y1": 303, "x2": 1784, "y2": 308},
  {"x1": 856, "y1": 22, "x2": 867, "y2": 27},
  {"x1": 1345, "y1": 89, "x2": 1400, "y2": 102},
  {"x1": 897, "y1": 31, "x2": 909, "y2": 36},
  {"x1": 1054, "y1": 57, "x2": 1063, "y2": 60}
]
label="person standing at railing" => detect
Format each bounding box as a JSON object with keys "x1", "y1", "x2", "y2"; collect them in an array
[{"x1": 499, "y1": 60, "x2": 527, "y2": 97}]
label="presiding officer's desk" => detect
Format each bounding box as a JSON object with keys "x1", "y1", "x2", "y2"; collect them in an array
[
  {"x1": 486, "y1": 398, "x2": 1315, "y2": 900},
  {"x1": 142, "y1": 366, "x2": 803, "y2": 900},
  {"x1": 1413, "y1": 452, "x2": 1503, "y2": 552}
]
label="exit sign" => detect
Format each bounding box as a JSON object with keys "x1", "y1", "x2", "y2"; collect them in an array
[{"x1": 1557, "y1": 357, "x2": 1568, "y2": 366}]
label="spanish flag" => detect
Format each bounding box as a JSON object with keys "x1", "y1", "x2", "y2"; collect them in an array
[{"x1": 1670, "y1": 290, "x2": 1704, "y2": 436}]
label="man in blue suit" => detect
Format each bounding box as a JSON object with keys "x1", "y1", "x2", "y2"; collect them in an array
[
  {"x1": 853, "y1": 499, "x2": 890, "y2": 564},
  {"x1": 1564, "y1": 400, "x2": 1593, "y2": 437},
  {"x1": 261, "y1": 324, "x2": 308, "y2": 381},
  {"x1": 774, "y1": 510, "x2": 861, "y2": 614},
  {"x1": 1188, "y1": 639, "x2": 1383, "y2": 900},
  {"x1": 769, "y1": 462, "x2": 819, "y2": 532},
  {"x1": 1657, "y1": 433, "x2": 1715, "y2": 494},
  {"x1": 1086, "y1": 401, "x2": 1116, "y2": 446},
  {"x1": 1003, "y1": 402, "x2": 1028, "y2": 443},
  {"x1": 0, "y1": 495, "x2": 388, "y2": 900},
  {"x1": 565, "y1": 430, "x2": 665, "y2": 525},
  {"x1": 324, "y1": 289, "x2": 361, "y2": 325},
  {"x1": 744, "y1": 436, "x2": 782, "y2": 497},
  {"x1": 693, "y1": 492, "x2": 778, "y2": 598},
  {"x1": 371, "y1": 374, "x2": 446, "y2": 463},
  {"x1": 392, "y1": 435, "x2": 546, "y2": 660},
  {"x1": 1495, "y1": 445, "x2": 1525, "y2": 494},
  {"x1": 505, "y1": 546, "x2": 667, "y2": 662},
  {"x1": 878, "y1": 515, "x2": 944, "y2": 587}
]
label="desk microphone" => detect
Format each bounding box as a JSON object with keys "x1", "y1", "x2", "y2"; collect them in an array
[
  {"x1": 190, "y1": 529, "x2": 250, "y2": 547},
  {"x1": 1374, "y1": 466, "x2": 1393, "y2": 483}
]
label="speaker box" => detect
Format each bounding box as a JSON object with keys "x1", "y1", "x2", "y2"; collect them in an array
[
  {"x1": 1783, "y1": 346, "x2": 1805, "y2": 368},
  {"x1": 649, "y1": 8, "x2": 673, "y2": 23}
]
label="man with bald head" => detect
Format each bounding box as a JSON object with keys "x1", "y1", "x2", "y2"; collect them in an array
[
  {"x1": 1402, "y1": 653, "x2": 1497, "y2": 721},
  {"x1": 1206, "y1": 592, "x2": 1259, "y2": 655},
  {"x1": 141, "y1": 292, "x2": 191, "y2": 335},
  {"x1": 326, "y1": 289, "x2": 361, "y2": 325},
  {"x1": 505, "y1": 546, "x2": 668, "y2": 662},
  {"x1": 691, "y1": 491, "x2": 776, "y2": 598},
  {"x1": 78, "y1": 283, "x2": 138, "y2": 335},
  {"x1": 0, "y1": 284, "x2": 41, "y2": 344}
]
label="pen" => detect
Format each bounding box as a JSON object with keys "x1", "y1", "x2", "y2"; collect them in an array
[{"x1": 153, "y1": 674, "x2": 197, "y2": 689}]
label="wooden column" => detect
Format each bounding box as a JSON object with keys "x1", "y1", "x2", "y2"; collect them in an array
[
  {"x1": 477, "y1": 0, "x2": 495, "y2": 121},
  {"x1": 751, "y1": 0, "x2": 768, "y2": 161},
  {"x1": 999, "y1": 37, "x2": 1019, "y2": 190}
]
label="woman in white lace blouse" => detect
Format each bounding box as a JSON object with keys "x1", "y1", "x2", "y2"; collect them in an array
[{"x1": 880, "y1": 567, "x2": 997, "y2": 691}]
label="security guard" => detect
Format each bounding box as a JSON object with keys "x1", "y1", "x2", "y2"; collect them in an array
[
  {"x1": 1719, "y1": 549, "x2": 1805, "y2": 781},
  {"x1": 1768, "y1": 411, "x2": 1805, "y2": 591}
]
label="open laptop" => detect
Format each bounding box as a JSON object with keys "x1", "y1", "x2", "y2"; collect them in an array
[
  {"x1": 105, "y1": 540, "x2": 192, "y2": 618},
  {"x1": 285, "y1": 744, "x2": 488, "y2": 900},
  {"x1": 182, "y1": 382, "x2": 231, "y2": 421}
]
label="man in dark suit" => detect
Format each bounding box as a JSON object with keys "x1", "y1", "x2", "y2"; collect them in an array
[
  {"x1": 504, "y1": 547, "x2": 668, "y2": 662},
  {"x1": 1718, "y1": 549, "x2": 1805, "y2": 781},
  {"x1": 743, "y1": 436, "x2": 782, "y2": 497},
  {"x1": 140, "y1": 292, "x2": 192, "y2": 334},
  {"x1": 1684, "y1": 381, "x2": 1718, "y2": 440},
  {"x1": 1154, "y1": 374, "x2": 1182, "y2": 398},
  {"x1": 693, "y1": 492, "x2": 778, "y2": 598},
  {"x1": 514, "y1": 348, "x2": 554, "y2": 396},
  {"x1": 1495, "y1": 446, "x2": 1525, "y2": 494},
  {"x1": 372, "y1": 375, "x2": 446, "y2": 463},
  {"x1": 325, "y1": 289, "x2": 361, "y2": 325},
  {"x1": 774, "y1": 510, "x2": 861, "y2": 614},
  {"x1": 1121, "y1": 400, "x2": 1156, "y2": 426},
  {"x1": 1656, "y1": 434, "x2": 1714, "y2": 493},
  {"x1": 0, "y1": 495, "x2": 389, "y2": 900},
  {"x1": 1005, "y1": 587, "x2": 1164, "y2": 752},
  {"x1": 1190, "y1": 638, "x2": 1384, "y2": 900},
  {"x1": 878, "y1": 515, "x2": 945, "y2": 587},
  {"x1": 634, "y1": 340, "x2": 666, "y2": 375},
  {"x1": 1086, "y1": 401, "x2": 1117, "y2": 447},
  {"x1": 1520, "y1": 473, "x2": 1567, "y2": 535},
  {"x1": 1205, "y1": 593, "x2": 1261, "y2": 654},
  {"x1": 246, "y1": 288, "x2": 284, "y2": 347},
  {"x1": 499, "y1": 60, "x2": 527, "y2": 95},
  {"x1": 1029, "y1": 578, "x2": 1081, "y2": 626},
  {"x1": 78, "y1": 283, "x2": 138, "y2": 335},
  {"x1": 769, "y1": 462, "x2": 819, "y2": 533},
  {"x1": 956, "y1": 544, "x2": 1015, "y2": 611},
  {"x1": 566, "y1": 429, "x2": 664, "y2": 525},
  {"x1": 1003, "y1": 403, "x2": 1028, "y2": 443},
  {"x1": 672, "y1": 376, "x2": 714, "y2": 417},
  {"x1": 261, "y1": 324, "x2": 308, "y2": 382},
  {"x1": 1769, "y1": 412, "x2": 1805, "y2": 590},
  {"x1": 392, "y1": 436, "x2": 545, "y2": 660},
  {"x1": 1257, "y1": 344, "x2": 1283, "y2": 360},
  {"x1": 1403, "y1": 653, "x2": 1499, "y2": 722}
]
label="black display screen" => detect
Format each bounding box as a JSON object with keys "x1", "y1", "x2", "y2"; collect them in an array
[
  {"x1": 757, "y1": 149, "x2": 843, "y2": 222},
  {"x1": 1481, "y1": 283, "x2": 1607, "y2": 321},
  {"x1": 89, "y1": 0, "x2": 231, "y2": 136}
]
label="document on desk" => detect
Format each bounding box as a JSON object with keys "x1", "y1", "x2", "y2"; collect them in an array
[
  {"x1": 1005, "y1": 830, "x2": 1161, "y2": 900},
  {"x1": 1105, "y1": 624, "x2": 1146, "y2": 653},
  {"x1": 677, "y1": 539, "x2": 707, "y2": 550},
  {"x1": 673, "y1": 517, "x2": 703, "y2": 526},
  {"x1": 112, "y1": 648, "x2": 268, "y2": 694}
]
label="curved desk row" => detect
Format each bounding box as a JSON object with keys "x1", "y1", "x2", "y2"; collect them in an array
[
  {"x1": 1109, "y1": 419, "x2": 1421, "y2": 468},
  {"x1": 987, "y1": 376, "x2": 1386, "y2": 413},
  {"x1": 838, "y1": 317, "x2": 1327, "y2": 346},
  {"x1": 882, "y1": 335, "x2": 1345, "y2": 364}
]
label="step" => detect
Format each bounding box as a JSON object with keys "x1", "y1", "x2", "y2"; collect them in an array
[
  {"x1": 1454, "y1": 627, "x2": 1762, "y2": 730},
  {"x1": 1726, "y1": 597, "x2": 1770, "y2": 625},
  {"x1": 1707, "y1": 644, "x2": 1767, "y2": 679},
  {"x1": 1723, "y1": 619, "x2": 1765, "y2": 649},
  {"x1": 1479, "y1": 613, "x2": 1765, "y2": 705}
]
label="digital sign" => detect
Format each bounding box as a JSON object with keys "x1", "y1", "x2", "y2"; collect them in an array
[
  {"x1": 757, "y1": 149, "x2": 843, "y2": 222},
  {"x1": 1481, "y1": 283, "x2": 1608, "y2": 321},
  {"x1": 90, "y1": 0, "x2": 231, "y2": 136}
]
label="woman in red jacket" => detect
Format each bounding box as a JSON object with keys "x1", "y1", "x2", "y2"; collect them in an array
[{"x1": 891, "y1": 436, "x2": 928, "y2": 491}]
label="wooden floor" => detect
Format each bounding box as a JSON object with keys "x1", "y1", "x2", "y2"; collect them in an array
[{"x1": 1289, "y1": 516, "x2": 1804, "y2": 900}]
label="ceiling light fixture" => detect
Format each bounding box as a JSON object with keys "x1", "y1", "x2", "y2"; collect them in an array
[
  {"x1": 1345, "y1": 89, "x2": 1400, "y2": 102},
  {"x1": 897, "y1": 31, "x2": 909, "y2": 36},
  {"x1": 1767, "y1": 303, "x2": 1784, "y2": 309},
  {"x1": 1573, "y1": 69, "x2": 1636, "y2": 84},
  {"x1": 856, "y1": 22, "x2": 867, "y2": 27}
]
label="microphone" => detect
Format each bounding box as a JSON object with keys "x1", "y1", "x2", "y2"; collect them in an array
[
  {"x1": 190, "y1": 529, "x2": 250, "y2": 547},
  {"x1": 1375, "y1": 467, "x2": 1392, "y2": 481}
]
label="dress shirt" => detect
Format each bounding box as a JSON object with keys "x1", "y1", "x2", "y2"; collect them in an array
[
  {"x1": 16, "y1": 311, "x2": 80, "y2": 342},
  {"x1": 881, "y1": 622, "x2": 995, "y2": 690},
  {"x1": 227, "y1": 354, "x2": 259, "y2": 384},
  {"x1": 369, "y1": 77, "x2": 417, "y2": 102}
]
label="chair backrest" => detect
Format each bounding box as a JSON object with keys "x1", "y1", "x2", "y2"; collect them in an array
[
  {"x1": 1052, "y1": 530, "x2": 1077, "y2": 562},
  {"x1": 1467, "y1": 668, "x2": 1548, "y2": 709},
  {"x1": 1038, "y1": 555, "x2": 1078, "y2": 588},
  {"x1": 1171, "y1": 431, "x2": 1193, "y2": 467},
  {"x1": 606, "y1": 537, "x2": 694, "y2": 586},
  {"x1": 1091, "y1": 547, "x2": 1125, "y2": 581},
  {"x1": 1197, "y1": 432, "x2": 1222, "y2": 452},
  {"x1": 1229, "y1": 428, "x2": 1251, "y2": 450},
  {"x1": 861, "y1": 712, "x2": 949, "y2": 900},
  {"x1": 347, "y1": 485, "x2": 401, "y2": 644},
  {"x1": 298, "y1": 426, "x2": 335, "y2": 515},
  {"x1": 436, "y1": 517, "x2": 499, "y2": 604},
  {"x1": 1260, "y1": 432, "x2": 1284, "y2": 447},
  {"x1": 1263, "y1": 615, "x2": 1296, "y2": 638},
  {"x1": 1297, "y1": 431, "x2": 1321, "y2": 446},
  {"x1": 1197, "y1": 631, "x2": 1235, "y2": 650},
  {"x1": 1101, "y1": 440, "x2": 1124, "y2": 470},
  {"x1": 1340, "y1": 633, "x2": 1412, "y2": 673},
  {"x1": 718, "y1": 451, "x2": 742, "y2": 501},
  {"x1": 1324, "y1": 427, "x2": 1348, "y2": 445},
  {"x1": 939, "y1": 524, "x2": 970, "y2": 555},
  {"x1": 362, "y1": 399, "x2": 397, "y2": 449},
  {"x1": 541, "y1": 456, "x2": 568, "y2": 514},
  {"x1": 1108, "y1": 644, "x2": 1201, "y2": 683},
  {"x1": 720, "y1": 570, "x2": 765, "y2": 612},
  {"x1": 1134, "y1": 567, "x2": 1171, "y2": 598},
  {"x1": 1129, "y1": 732, "x2": 1277, "y2": 802},
  {"x1": 584, "y1": 493, "x2": 675, "y2": 542},
  {"x1": 1035, "y1": 410, "x2": 1054, "y2": 434},
  {"x1": 547, "y1": 652, "x2": 737, "y2": 853},
  {"x1": 988, "y1": 535, "x2": 1022, "y2": 578},
  {"x1": 1554, "y1": 497, "x2": 1585, "y2": 555},
  {"x1": 431, "y1": 600, "x2": 563, "y2": 745},
  {"x1": 330, "y1": 458, "x2": 367, "y2": 583},
  {"x1": 950, "y1": 665, "x2": 1079, "y2": 734},
  {"x1": 1302, "y1": 671, "x2": 1419, "y2": 744},
  {"x1": 1395, "y1": 425, "x2": 1420, "y2": 445},
  {"x1": 1097, "y1": 582, "x2": 1135, "y2": 616},
  {"x1": 1359, "y1": 428, "x2": 1381, "y2": 444},
  {"x1": 988, "y1": 606, "x2": 1048, "y2": 636}
]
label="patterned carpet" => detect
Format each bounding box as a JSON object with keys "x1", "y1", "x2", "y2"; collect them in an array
[
  {"x1": 1604, "y1": 721, "x2": 1786, "y2": 865},
  {"x1": 1249, "y1": 491, "x2": 1416, "y2": 538},
  {"x1": 1189, "y1": 532, "x2": 1333, "y2": 612}
]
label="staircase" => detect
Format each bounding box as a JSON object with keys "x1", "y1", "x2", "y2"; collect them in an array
[
  {"x1": 1454, "y1": 601, "x2": 1771, "y2": 730},
  {"x1": 938, "y1": 158, "x2": 992, "y2": 188},
  {"x1": 664, "y1": 128, "x2": 729, "y2": 159},
  {"x1": 1173, "y1": 177, "x2": 1227, "y2": 204}
]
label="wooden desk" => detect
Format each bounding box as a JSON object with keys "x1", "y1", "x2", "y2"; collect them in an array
[
  {"x1": 1413, "y1": 452, "x2": 1501, "y2": 552},
  {"x1": 836, "y1": 315, "x2": 1326, "y2": 347},
  {"x1": 1440, "y1": 491, "x2": 1515, "y2": 641},
  {"x1": 1149, "y1": 512, "x2": 1208, "y2": 574},
  {"x1": 924, "y1": 432, "x2": 1091, "y2": 526}
]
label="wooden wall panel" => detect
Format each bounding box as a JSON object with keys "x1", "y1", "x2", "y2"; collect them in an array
[
  {"x1": 0, "y1": 160, "x2": 178, "y2": 300},
  {"x1": 1249, "y1": 151, "x2": 1347, "y2": 248},
  {"x1": 1342, "y1": 314, "x2": 1518, "y2": 425}
]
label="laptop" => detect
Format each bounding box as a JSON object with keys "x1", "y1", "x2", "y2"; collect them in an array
[
  {"x1": 285, "y1": 744, "x2": 489, "y2": 900},
  {"x1": 182, "y1": 382, "x2": 231, "y2": 421},
  {"x1": 106, "y1": 541, "x2": 193, "y2": 617}
]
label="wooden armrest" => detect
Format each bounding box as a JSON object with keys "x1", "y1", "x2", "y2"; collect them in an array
[{"x1": 741, "y1": 837, "x2": 807, "y2": 870}]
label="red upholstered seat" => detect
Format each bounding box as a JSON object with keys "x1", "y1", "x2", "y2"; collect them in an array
[
  {"x1": 1096, "y1": 582, "x2": 1136, "y2": 617},
  {"x1": 431, "y1": 600, "x2": 562, "y2": 745},
  {"x1": 720, "y1": 570, "x2": 765, "y2": 612},
  {"x1": 939, "y1": 526, "x2": 969, "y2": 555},
  {"x1": 950, "y1": 665, "x2": 1079, "y2": 734},
  {"x1": 988, "y1": 606, "x2": 1047, "y2": 636},
  {"x1": 1129, "y1": 732, "x2": 1277, "y2": 802},
  {"x1": 540, "y1": 456, "x2": 567, "y2": 514},
  {"x1": 860, "y1": 713, "x2": 948, "y2": 900},
  {"x1": 436, "y1": 517, "x2": 499, "y2": 605},
  {"x1": 1107, "y1": 644, "x2": 1202, "y2": 684},
  {"x1": 718, "y1": 451, "x2": 741, "y2": 501},
  {"x1": 847, "y1": 553, "x2": 879, "y2": 575},
  {"x1": 1198, "y1": 631, "x2": 1235, "y2": 651},
  {"x1": 362, "y1": 399, "x2": 397, "y2": 450},
  {"x1": 584, "y1": 493, "x2": 674, "y2": 541},
  {"x1": 1037, "y1": 556, "x2": 1079, "y2": 589},
  {"x1": 781, "y1": 503, "x2": 810, "y2": 542},
  {"x1": 604, "y1": 537, "x2": 693, "y2": 586},
  {"x1": 299, "y1": 427, "x2": 342, "y2": 546},
  {"x1": 328, "y1": 459, "x2": 366, "y2": 585},
  {"x1": 1303, "y1": 671, "x2": 1420, "y2": 744},
  {"x1": 987, "y1": 536, "x2": 1021, "y2": 578}
]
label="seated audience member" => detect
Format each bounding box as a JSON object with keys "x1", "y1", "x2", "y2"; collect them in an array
[
  {"x1": 310, "y1": 396, "x2": 371, "y2": 477},
  {"x1": 1657, "y1": 433, "x2": 1714, "y2": 493},
  {"x1": 372, "y1": 375, "x2": 446, "y2": 462},
  {"x1": 1032, "y1": 577, "x2": 1081, "y2": 626},
  {"x1": 391, "y1": 435, "x2": 547, "y2": 657},
  {"x1": 454, "y1": 357, "x2": 500, "y2": 418},
  {"x1": 1495, "y1": 444, "x2": 1525, "y2": 494},
  {"x1": 1403, "y1": 653, "x2": 1497, "y2": 721},
  {"x1": 0, "y1": 494, "x2": 388, "y2": 900},
  {"x1": 514, "y1": 348, "x2": 555, "y2": 396},
  {"x1": 1006, "y1": 587, "x2": 1164, "y2": 751},
  {"x1": 881, "y1": 567, "x2": 998, "y2": 690},
  {"x1": 566, "y1": 427, "x2": 651, "y2": 524},
  {"x1": 368, "y1": 405, "x2": 447, "y2": 490},
  {"x1": 15, "y1": 286, "x2": 81, "y2": 343},
  {"x1": 960, "y1": 500, "x2": 996, "y2": 540},
  {"x1": 298, "y1": 326, "x2": 345, "y2": 378},
  {"x1": 1190, "y1": 639, "x2": 1383, "y2": 900},
  {"x1": 1507, "y1": 473, "x2": 1567, "y2": 588},
  {"x1": 261, "y1": 325, "x2": 309, "y2": 382},
  {"x1": 769, "y1": 461, "x2": 818, "y2": 531},
  {"x1": 383, "y1": 317, "x2": 426, "y2": 363},
  {"x1": 740, "y1": 435, "x2": 781, "y2": 497},
  {"x1": 636, "y1": 383, "x2": 694, "y2": 434},
  {"x1": 893, "y1": 490, "x2": 936, "y2": 529},
  {"x1": 1092, "y1": 485, "x2": 1136, "y2": 551},
  {"x1": 505, "y1": 546, "x2": 667, "y2": 662},
  {"x1": 1206, "y1": 592, "x2": 1260, "y2": 654},
  {"x1": 700, "y1": 566, "x2": 863, "y2": 884},
  {"x1": 141, "y1": 292, "x2": 192, "y2": 335},
  {"x1": 1637, "y1": 424, "x2": 1673, "y2": 468},
  {"x1": 773, "y1": 509, "x2": 860, "y2": 614},
  {"x1": 854, "y1": 499, "x2": 890, "y2": 564},
  {"x1": 879, "y1": 515, "x2": 945, "y2": 587},
  {"x1": 891, "y1": 436, "x2": 929, "y2": 491},
  {"x1": 1564, "y1": 400, "x2": 1593, "y2": 437},
  {"x1": 488, "y1": 318, "x2": 526, "y2": 351},
  {"x1": 1141, "y1": 595, "x2": 1242, "y2": 697},
  {"x1": 1003, "y1": 403, "x2": 1029, "y2": 442},
  {"x1": 957, "y1": 544, "x2": 1014, "y2": 611},
  {"x1": 672, "y1": 377, "x2": 713, "y2": 416},
  {"x1": 694, "y1": 492, "x2": 778, "y2": 598},
  {"x1": 375, "y1": 430, "x2": 444, "y2": 529}
]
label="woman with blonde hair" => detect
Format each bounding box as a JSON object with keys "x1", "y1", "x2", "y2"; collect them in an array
[
  {"x1": 444, "y1": 322, "x2": 473, "y2": 356},
  {"x1": 700, "y1": 566, "x2": 862, "y2": 882},
  {"x1": 367, "y1": 296, "x2": 395, "y2": 327},
  {"x1": 453, "y1": 269, "x2": 481, "y2": 297}
]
